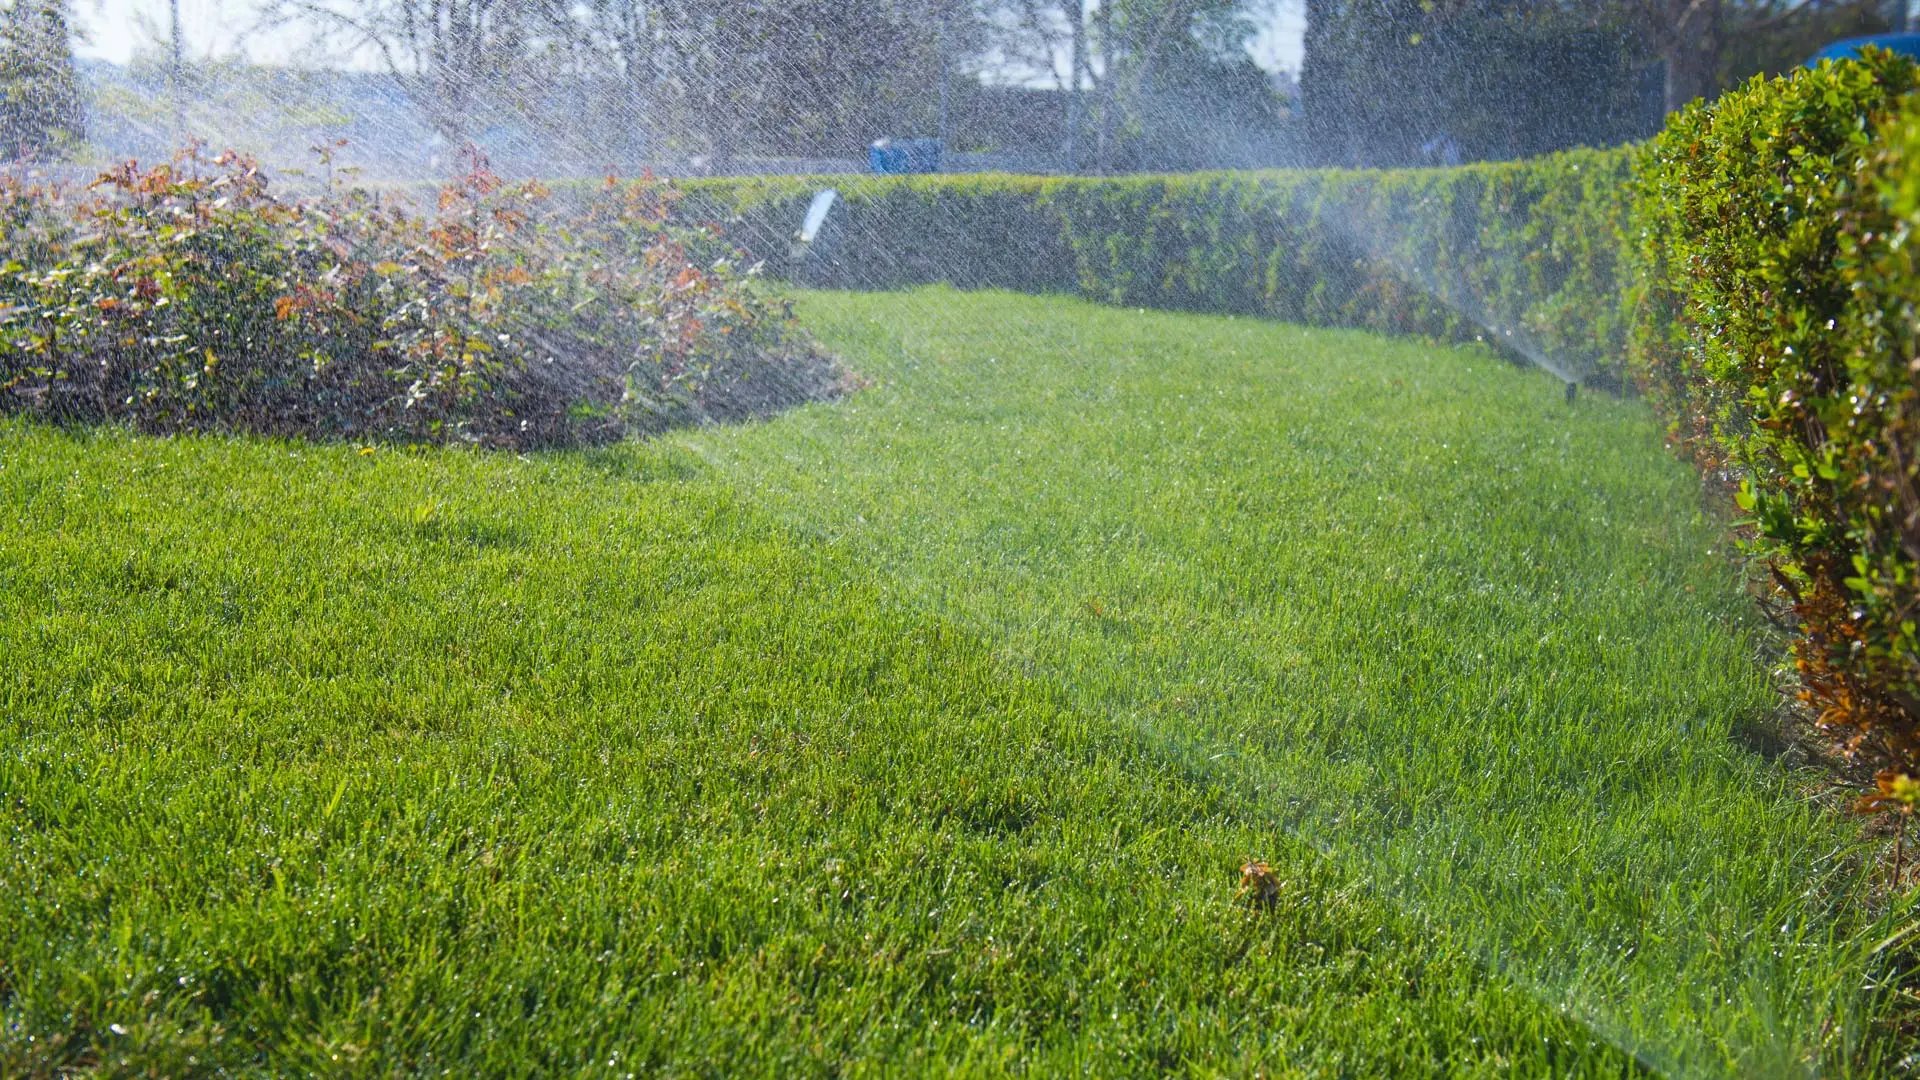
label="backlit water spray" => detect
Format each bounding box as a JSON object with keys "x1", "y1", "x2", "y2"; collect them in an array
[
  {"x1": 5, "y1": 0, "x2": 1909, "y2": 1073},
  {"x1": 680, "y1": 219, "x2": 1902, "y2": 1077}
]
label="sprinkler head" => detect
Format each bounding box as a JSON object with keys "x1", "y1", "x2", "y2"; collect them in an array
[{"x1": 1565, "y1": 381, "x2": 1579, "y2": 405}]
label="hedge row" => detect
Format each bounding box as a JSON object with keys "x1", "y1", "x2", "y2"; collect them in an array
[
  {"x1": 675, "y1": 54, "x2": 1920, "y2": 776},
  {"x1": 679, "y1": 154, "x2": 1637, "y2": 387},
  {"x1": 1637, "y1": 51, "x2": 1920, "y2": 775}
]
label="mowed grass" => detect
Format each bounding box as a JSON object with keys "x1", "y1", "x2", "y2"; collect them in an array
[
  {"x1": 0, "y1": 288, "x2": 1905, "y2": 1076},
  {"x1": 711, "y1": 291, "x2": 1920, "y2": 1076}
]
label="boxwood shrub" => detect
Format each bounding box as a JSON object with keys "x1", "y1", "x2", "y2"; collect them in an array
[
  {"x1": 680, "y1": 153, "x2": 1636, "y2": 387},
  {"x1": 1636, "y1": 51, "x2": 1920, "y2": 771}
]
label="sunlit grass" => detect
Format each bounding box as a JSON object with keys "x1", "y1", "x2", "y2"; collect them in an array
[
  {"x1": 0, "y1": 288, "x2": 1904, "y2": 1076},
  {"x1": 710, "y1": 290, "x2": 1916, "y2": 1078}
]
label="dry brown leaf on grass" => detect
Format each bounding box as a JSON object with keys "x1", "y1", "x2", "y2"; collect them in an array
[{"x1": 1237, "y1": 860, "x2": 1282, "y2": 910}]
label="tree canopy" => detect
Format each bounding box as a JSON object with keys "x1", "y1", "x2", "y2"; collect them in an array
[
  {"x1": 1300, "y1": 0, "x2": 1905, "y2": 166},
  {"x1": 0, "y1": 0, "x2": 83, "y2": 160}
]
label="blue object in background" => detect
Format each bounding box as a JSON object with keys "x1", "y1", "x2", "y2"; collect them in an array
[
  {"x1": 1806, "y1": 33, "x2": 1920, "y2": 67},
  {"x1": 869, "y1": 138, "x2": 944, "y2": 175}
]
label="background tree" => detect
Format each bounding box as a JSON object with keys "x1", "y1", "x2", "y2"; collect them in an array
[
  {"x1": 983, "y1": 1, "x2": 1088, "y2": 166},
  {"x1": 266, "y1": 0, "x2": 984, "y2": 171},
  {"x1": 654, "y1": 0, "x2": 976, "y2": 165},
  {"x1": 988, "y1": 0, "x2": 1279, "y2": 172},
  {"x1": 1299, "y1": 0, "x2": 1912, "y2": 168},
  {"x1": 569, "y1": 0, "x2": 662, "y2": 169},
  {"x1": 264, "y1": 0, "x2": 545, "y2": 150},
  {"x1": 1611, "y1": 0, "x2": 1901, "y2": 111},
  {"x1": 1303, "y1": 1, "x2": 1652, "y2": 167},
  {"x1": 0, "y1": 0, "x2": 84, "y2": 160}
]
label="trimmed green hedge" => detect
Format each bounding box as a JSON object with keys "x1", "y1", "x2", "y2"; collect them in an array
[
  {"x1": 679, "y1": 153, "x2": 1637, "y2": 386},
  {"x1": 676, "y1": 58, "x2": 1920, "y2": 776},
  {"x1": 1838, "y1": 94, "x2": 1920, "y2": 773},
  {"x1": 1637, "y1": 51, "x2": 1920, "y2": 772}
]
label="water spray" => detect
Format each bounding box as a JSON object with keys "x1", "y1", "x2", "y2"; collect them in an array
[
  {"x1": 1310, "y1": 199, "x2": 1595, "y2": 394},
  {"x1": 791, "y1": 187, "x2": 838, "y2": 262}
]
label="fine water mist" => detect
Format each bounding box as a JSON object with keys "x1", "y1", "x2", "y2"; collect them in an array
[{"x1": 7, "y1": 0, "x2": 1913, "y2": 1075}]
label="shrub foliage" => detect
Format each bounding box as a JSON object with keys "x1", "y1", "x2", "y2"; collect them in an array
[
  {"x1": 1636, "y1": 52, "x2": 1920, "y2": 772},
  {"x1": 681, "y1": 153, "x2": 1636, "y2": 388},
  {"x1": 0, "y1": 148, "x2": 837, "y2": 449}
]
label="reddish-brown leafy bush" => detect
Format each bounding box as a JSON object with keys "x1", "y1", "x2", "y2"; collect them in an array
[{"x1": 0, "y1": 146, "x2": 840, "y2": 448}]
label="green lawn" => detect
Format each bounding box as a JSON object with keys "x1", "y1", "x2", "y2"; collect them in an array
[{"x1": 0, "y1": 288, "x2": 1907, "y2": 1077}]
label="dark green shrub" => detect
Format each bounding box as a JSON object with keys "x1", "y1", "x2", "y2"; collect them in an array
[
  {"x1": 1826, "y1": 95, "x2": 1920, "y2": 771},
  {"x1": 1834, "y1": 93, "x2": 1920, "y2": 771},
  {"x1": 677, "y1": 173, "x2": 1075, "y2": 294},
  {"x1": 0, "y1": 149, "x2": 837, "y2": 448},
  {"x1": 678, "y1": 153, "x2": 1636, "y2": 386},
  {"x1": 1633, "y1": 51, "x2": 1920, "y2": 768}
]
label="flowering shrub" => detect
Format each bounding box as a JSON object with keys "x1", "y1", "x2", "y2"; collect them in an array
[{"x1": 0, "y1": 146, "x2": 838, "y2": 448}]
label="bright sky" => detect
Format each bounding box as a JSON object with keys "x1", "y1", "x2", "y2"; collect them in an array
[
  {"x1": 1250, "y1": 0, "x2": 1306, "y2": 74},
  {"x1": 73, "y1": 0, "x2": 1308, "y2": 75}
]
